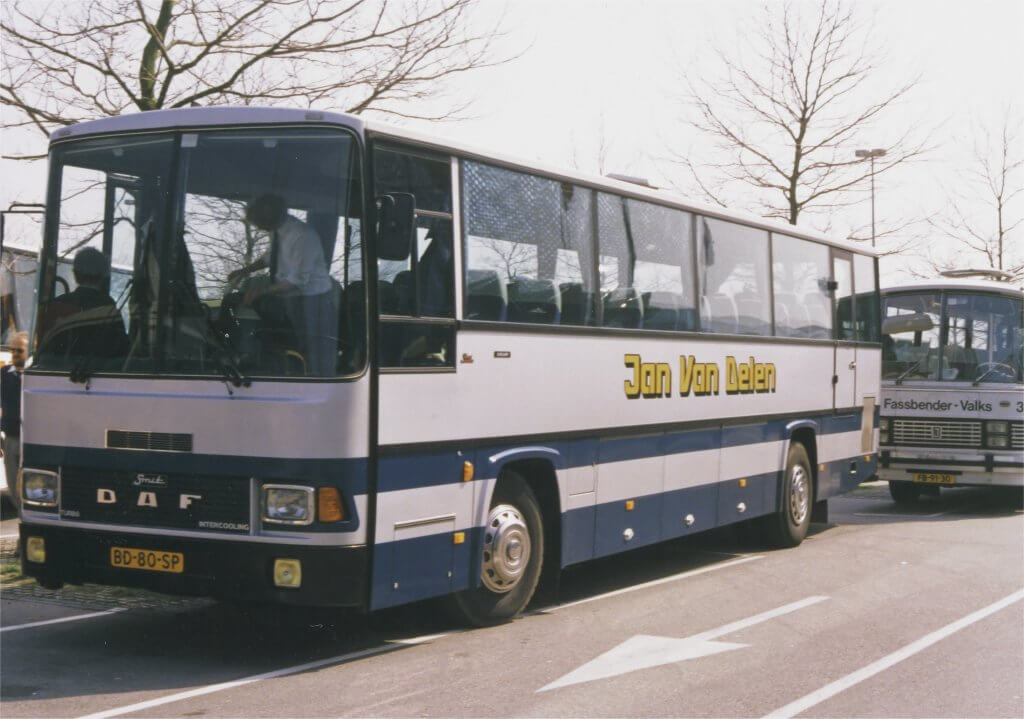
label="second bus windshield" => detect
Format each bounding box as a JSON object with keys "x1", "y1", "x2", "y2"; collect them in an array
[{"x1": 882, "y1": 290, "x2": 1023, "y2": 383}]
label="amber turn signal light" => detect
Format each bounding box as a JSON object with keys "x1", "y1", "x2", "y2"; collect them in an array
[{"x1": 317, "y1": 487, "x2": 345, "y2": 522}]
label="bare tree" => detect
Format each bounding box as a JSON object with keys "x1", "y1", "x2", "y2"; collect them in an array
[
  {"x1": 919, "y1": 108, "x2": 1024, "y2": 281},
  {"x1": 670, "y1": 0, "x2": 925, "y2": 243},
  {"x1": 1, "y1": 0, "x2": 508, "y2": 152}
]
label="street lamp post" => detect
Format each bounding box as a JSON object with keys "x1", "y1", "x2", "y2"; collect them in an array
[{"x1": 855, "y1": 148, "x2": 886, "y2": 247}]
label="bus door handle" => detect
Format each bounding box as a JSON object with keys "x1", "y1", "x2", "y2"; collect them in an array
[{"x1": 848, "y1": 361, "x2": 857, "y2": 370}]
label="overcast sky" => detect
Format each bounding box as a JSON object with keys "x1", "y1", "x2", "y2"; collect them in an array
[
  {"x1": 408, "y1": 0, "x2": 1024, "y2": 283},
  {"x1": 3, "y1": 0, "x2": 1022, "y2": 283}
]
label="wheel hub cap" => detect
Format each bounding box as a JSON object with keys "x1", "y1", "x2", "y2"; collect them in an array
[
  {"x1": 481, "y1": 504, "x2": 531, "y2": 593},
  {"x1": 790, "y1": 465, "x2": 810, "y2": 524}
]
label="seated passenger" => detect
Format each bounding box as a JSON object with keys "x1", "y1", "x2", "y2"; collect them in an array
[{"x1": 37, "y1": 247, "x2": 129, "y2": 367}]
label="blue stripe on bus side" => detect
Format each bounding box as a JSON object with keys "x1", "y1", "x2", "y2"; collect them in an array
[
  {"x1": 371, "y1": 450, "x2": 876, "y2": 609},
  {"x1": 379, "y1": 409, "x2": 868, "y2": 492}
]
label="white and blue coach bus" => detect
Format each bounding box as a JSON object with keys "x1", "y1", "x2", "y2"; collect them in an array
[
  {"x1": 19, "y1": 108, "x2": 880, "y2": 624},
  {"x1": 879, "y1": 271, "x2": 1023, "y2": 502}
]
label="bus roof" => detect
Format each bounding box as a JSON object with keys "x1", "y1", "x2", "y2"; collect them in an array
[
  {"x1": 881, "y1": 277, "x2": 1024, "y2": 297},
  {"x1": 52, "y1": 106, "x2": 877, "y2": 258}
]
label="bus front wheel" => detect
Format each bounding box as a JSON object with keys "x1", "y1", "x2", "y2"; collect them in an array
[
  {"x1": 760, "y1": 442, "x2": 813, "y2": 548},
  {"x1": 451, "y1": 472, "x2": 544, "y2": 626}
]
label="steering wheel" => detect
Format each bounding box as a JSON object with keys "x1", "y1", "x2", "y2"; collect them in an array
[
  {"x1": 55, "y1": 276, "x2": 71, "y2": 296},
  {"x1": 975, "y1": 361, "x2": 1016, "y2": 379}
]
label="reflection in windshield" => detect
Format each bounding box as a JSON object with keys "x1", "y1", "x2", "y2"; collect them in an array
[
  {"x1": 882, "y1": 290, "x2": 1023, "y2": 383},
  {"x1": 33, "y1": 128, "x2": 365, "y2": 379}
]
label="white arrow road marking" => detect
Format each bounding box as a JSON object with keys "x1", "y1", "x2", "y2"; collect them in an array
[
  {"x1": 539, "y1": 595, "x2": 829, "y2": 692},
  {"x1": 540, "y1": 635, "x2": 747, "y2": 691}
]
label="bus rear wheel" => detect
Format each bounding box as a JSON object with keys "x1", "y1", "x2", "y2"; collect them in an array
[
  {"x1": 760, "y1": 442, "x2": 813, "y2": 548},
  {"x1": 451, "y1": 472, "x2": 544, "y2": 626},
  {"x1": 888, "y1": 480, "x2": 922, "y2": 504}
]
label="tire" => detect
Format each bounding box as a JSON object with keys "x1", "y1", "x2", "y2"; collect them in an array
[
  {"x1": 451, "y1": 472, "x2": 544, "y2": 626},
  {"x1": 888, "y1": 480, "x2": 922, "y2": 504},
  {"x1": 760, "y1": 442, "x2": 814, "y2": 548}
]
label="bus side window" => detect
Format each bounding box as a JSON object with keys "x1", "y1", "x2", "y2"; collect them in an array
[{"x1": 373, "y1": 145, "x2": 455, "y2": 368}]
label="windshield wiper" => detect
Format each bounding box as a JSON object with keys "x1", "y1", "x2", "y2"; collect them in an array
[
  {"x1": 895, "y1": 355, "x2": 929, "y2": 385},
  {"x1": 210, "y1": 325, "x2": 251, "y2": 389}
]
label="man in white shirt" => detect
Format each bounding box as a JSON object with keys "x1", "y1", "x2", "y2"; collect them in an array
[{"x1": 230, "y1": 194, "x2": 336, "y2": 375}]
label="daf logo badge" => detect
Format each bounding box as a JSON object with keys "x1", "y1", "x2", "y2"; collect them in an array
[
  {"x1": 930, "y1": 427, "x2": 942, "y2": 440},
  {"x1": 133, "y1": 473, "x2": 168, "y2": 487}
]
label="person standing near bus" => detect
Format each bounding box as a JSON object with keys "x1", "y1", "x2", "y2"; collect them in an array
[
  {"x1": 230, "y1": 194, "x2": 335, "y2": 376},
  {"x1": 1, "y1": 331, "x2": 28, "y2": 514}
]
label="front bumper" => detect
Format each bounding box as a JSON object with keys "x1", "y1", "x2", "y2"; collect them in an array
[
  {"x1": 879, "y1": 448, "x2": 1024, "y2": 487},
  {"x1": 19, "y1": 524, "x2": 369, "y2": 608}
]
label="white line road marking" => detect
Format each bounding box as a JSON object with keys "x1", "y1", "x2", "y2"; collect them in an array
[
  {"x1": 540, "y1": 596, "x2": 829, "y2": 691},
  {"x1": 544, "y1": 554, "x2": 765, "y2": 613},
  {"x1": 75, "y1": 632, "x2": 449, "y2": 719},
  {"x1": 2, "y1": 608, "x2": 127, "y2": 633},
  {"x1": 764, "y1": 588, "x2": 1024, "y2": 719}
]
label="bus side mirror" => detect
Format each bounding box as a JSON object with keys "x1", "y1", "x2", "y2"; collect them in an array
[
  {"x1": 882, "y1": 313, "x2": 934, "y2": 335},
  {"x1": 376, "y1": 193, "x2": 415, "y2": 261}
]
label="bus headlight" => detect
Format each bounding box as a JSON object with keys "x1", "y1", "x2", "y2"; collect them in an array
[
  {"x1": 987, "y1": 421, "x2": 1008, "y2": 435},
  {"x1": 987, "y1": 421, "x2": 1010, "y2": 448},
  {"x1": 879, "y1": 417, "x2": 890, "y2": 431},
  {"x1": 262, "y1": 485, "x2": 314, "y2": 525},
  {"x1": 22, "y1": 468, "x2": 59, "y2": 508}
]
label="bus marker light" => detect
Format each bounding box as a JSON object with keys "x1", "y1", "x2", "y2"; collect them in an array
[
  {"x1": 273, "y1": 559, "x2": 302, "y2": 588},
  {"x1": 453, "y1": 532, "x2": 466, "y2": 545},
  {"x1": 317, "y1": 488, "x2": 344, "y2": 522},
  {"x1": 737, "y1": 502, "x2": 747, "y2": 514},
  {"x1": 684, "y1": 514, "x2": 695, "y2": 527},
  {"x1": 462, "y1": 461, "x2": 474, "y2": 482},
  {"x1": 623, "y1": 528, "x2": 634, "y2": 541},
  {"x1": 625, "y1": 499, "x2": 635, "y2": 511},
  {"x1": 26, "y1": 537, "x2": 46, "y2": 563},
  {"x1": 738, "y1": 478, "x2": 747, "y2": 488}
]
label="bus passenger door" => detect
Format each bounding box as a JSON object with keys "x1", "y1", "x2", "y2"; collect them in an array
[
  {"x1": 832, "y1": 250, "x2": 857, "y2": 410},
  {"x1": 371, "y1": 142, "x2": 464, "y2": 610}
]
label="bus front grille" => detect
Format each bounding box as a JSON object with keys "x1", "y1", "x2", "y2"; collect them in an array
[
  {"x1": 1012, "y1": 424, "x2": 1024, "y2": 450},
  {"x1": 891, "y1": 419, "x2": 982, "y2": 448},
  {"x1": 107, "y1": 430, "x2": 193, "y2": 453},
  {"x1": 60, "y1": 468, "x2": 251, "y2": 534}
]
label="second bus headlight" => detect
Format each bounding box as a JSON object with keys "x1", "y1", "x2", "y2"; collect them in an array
[{"x1": 262, "y1": 485, "x2": 315, "y2": 525}]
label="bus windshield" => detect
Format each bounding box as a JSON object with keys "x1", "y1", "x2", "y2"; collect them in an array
[
  {"x1": 33, "y1": 127, "x2": 365, "y2": 379},
  {"x1": 882, "y1": 290, "x2": 1023, "y2": 383}
]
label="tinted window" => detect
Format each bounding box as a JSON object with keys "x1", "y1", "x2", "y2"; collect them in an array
[
  {"x1": 854, "y1": 253, "x2": 879, "y2": 342},
  {"x1": 597, "y1": 194, "x2": 695, "y2": 330},
  {"x1": 375, "y1": 147, "x2": 455, "y2": 368},
  {"x1": 698, "y1": 218, "x2": 771, "y2": 335},
  {"x1": 881, "y1": 292, "x2": 942, "y2": 380},
  {"x1": 771, "y1": 234, "x2": 832, "y2": 338},
  {"x1": 943, "y1": 292, "x2": 1022, "y2": 382},
  {"x1": 463, "y1": 161, "x2": 594, "y2": 326}
]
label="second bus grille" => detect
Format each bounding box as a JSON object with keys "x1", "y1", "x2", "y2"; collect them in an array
[{"x1": 891, "y1": 419, "x2": 982, "y2": 448}]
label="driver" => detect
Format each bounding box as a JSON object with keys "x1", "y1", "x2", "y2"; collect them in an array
[{"x1": 228, "y1": 194, "x2": 336, "y2": 376}]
